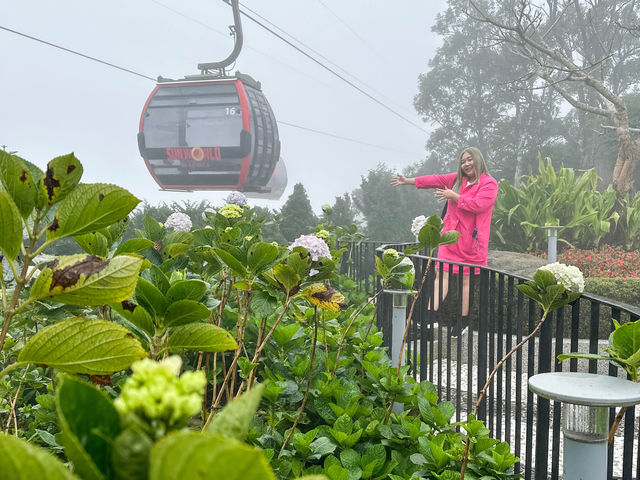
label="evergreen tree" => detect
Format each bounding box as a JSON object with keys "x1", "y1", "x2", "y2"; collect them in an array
[
  {"x1": 352, "y1": 164, "x2": 440, "y2": 242},
  {"x1": 279, "y1": 183, "x2": 318, "y2": 242},
  {"x1": 253, "y1": 206, "x2": 287, "y2": 244}
]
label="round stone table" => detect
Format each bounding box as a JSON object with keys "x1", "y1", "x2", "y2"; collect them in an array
[{"x1": 529, "y1": 372, "x2": 640, "y2": 480}]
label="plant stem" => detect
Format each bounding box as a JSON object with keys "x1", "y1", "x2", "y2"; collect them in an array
[
  {"x1": 609, "y1": 406, "x2": 627, "y2": 443},
  {"x1": 279, "y1": 307, "x2": 318, "y2": 458},
  {"x1": 459, "y1": 309, "x2": 550, "y2": 480},
  {"x1": 321, "y1": 311, "x2": 329, "y2": 371},
  {"x1": 331, "y1": 290, "x2": 381, "y2": 378},
  {"x1": 246, "y1": 297, "x2": 292, "y2": 388},
  {"x1": 4, "y1": 364, "x2": 30, "y2": 434}
]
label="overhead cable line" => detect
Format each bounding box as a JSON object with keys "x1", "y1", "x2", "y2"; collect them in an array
[
  {"x1": 235, "y1": 3, "x2": 429, "y2": 134},
  {"x1": 149, "y1": 0, "x2": 338, "y2": 91},
  {"x1": 315, "y1": 0, "x2": 390, "y2": 64},
  {"x1": 0, "y1": 25, "x2": 156, "y2": 81},
  {"x1": 278, "y1": 121, "x2": 416, "y2": 156},
  {"x1": 0, "y1": 24, "x2": 418, "y2": 157},
  {"x1": 238, "y1": 1, "x2": 411, "y2": 116}
]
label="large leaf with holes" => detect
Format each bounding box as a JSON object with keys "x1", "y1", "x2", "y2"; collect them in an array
[
  {"x1": 39, "y1": 153, "x2": 83, "y2": 206},
  {"x1": 30, "y1": 254, "x2": 143, "y2": 305},
  {"x1": 46, "y1": 183, "x2": 139, "y2": 241},
  {"x1": 0, "y1": 190, "x2": 22, "y2": 260},
  {"x1": 149, "y1": 432, "x2": 276, "y2": 480},
  {"x1": 0, "y1": 434, "x2": 79, "y2": 480},
  {"x1": 0, "y1": 151, "x2": 40, "y2": 217},
  {"x1": 17, "y1": 317, "x2": 147, "y2": 374},
  {"x1": 167, "y1": 323, "x2": 237, "y2": 352},
  {"x1": 56, "y1": 375, "x2": 121, "y2": 480}
]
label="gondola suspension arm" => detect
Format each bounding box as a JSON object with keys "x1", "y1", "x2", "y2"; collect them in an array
[{"x1": 197, "y1": 0, "x2": 243, "y2": 76}]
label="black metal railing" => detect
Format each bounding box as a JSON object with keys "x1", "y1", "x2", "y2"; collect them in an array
[{"x1": 368, "y1": 243, "x2": 640, "y2": 480}]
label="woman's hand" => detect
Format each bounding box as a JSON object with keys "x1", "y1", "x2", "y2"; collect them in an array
[
  {"x1": 391, "y1": 174, "x2": 413, "y2": 186},
  {"x1": 435, "y1": 188, "x2": 459, "y2": 203}
]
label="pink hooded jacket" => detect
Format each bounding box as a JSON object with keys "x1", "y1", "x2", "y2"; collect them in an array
[{"x1": 415, "y1": 172, "x2": 498, "y2": 274}]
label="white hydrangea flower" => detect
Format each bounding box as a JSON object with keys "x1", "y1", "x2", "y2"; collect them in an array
[
  {"x1": 164, "y1": 212, "x2": 192, "y2": 232},
  {"x1": 289, "y1": 234, "x2": 331, "y2": 261},
  {"x1": 411, "y1": 215, "x2": 428, "y2": 238},
  {"x1": 225, "y1": 191, "x2": 248, "y2": 206},
  {"x1": 539, "y1": 262, "x2": 585, "y2": 293}
]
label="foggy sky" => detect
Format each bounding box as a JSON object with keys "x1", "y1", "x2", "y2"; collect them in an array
[{"x1": 0, "y1": 0, "x2": 445, "y2": 212}]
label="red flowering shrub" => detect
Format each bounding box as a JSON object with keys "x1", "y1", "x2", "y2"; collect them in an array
[{"x1": 558, "y1": 245, "x2": 640, "y2": 278}]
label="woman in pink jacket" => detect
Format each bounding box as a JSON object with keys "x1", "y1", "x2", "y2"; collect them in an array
[{"x1": 391, "y1": 147, "x2": 498, "y2": 324}]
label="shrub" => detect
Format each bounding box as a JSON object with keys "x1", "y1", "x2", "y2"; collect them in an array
[
  {"x1": 558, "y1": 245, "x2": 640, "y2": 279},
  {"x1": 491, "y1": 155, "x2": 619, "y2": 252}
]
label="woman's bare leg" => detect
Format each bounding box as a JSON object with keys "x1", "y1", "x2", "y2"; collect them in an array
[
  {"x1": 432, "y1": 269, "x2": 449, "y2": 311},
  {"x1": 461, "y1": 274, "x2": 470, "y2": 316}
]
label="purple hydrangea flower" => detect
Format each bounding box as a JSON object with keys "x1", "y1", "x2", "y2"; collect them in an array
[
  {"x1": 164, "y1": 212, "x2": 192, "y2": 232},
  {"x1": 289, "y1": 234, "x2": 331, "y2": 261},
  {"x1": 225, "y1": 191, "x2": 248, "y2": 207}
]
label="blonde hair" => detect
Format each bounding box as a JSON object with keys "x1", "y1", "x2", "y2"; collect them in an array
[{"x1": 453, "y1": 147, "x2": 488, "y2": 192}]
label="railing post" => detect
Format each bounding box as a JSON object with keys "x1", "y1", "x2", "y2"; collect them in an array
[{"x1": 477, "y1": 268, "x2": 489, "y2": 422}]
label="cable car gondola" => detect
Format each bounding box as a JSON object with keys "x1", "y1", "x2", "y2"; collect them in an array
[{"x1": 137, "y1": 0, "x2": 281, "y2": 194}]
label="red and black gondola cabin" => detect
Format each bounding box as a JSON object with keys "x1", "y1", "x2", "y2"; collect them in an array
[{"x1": 137, "y1": 73, "x2": 280, "y2": 192}]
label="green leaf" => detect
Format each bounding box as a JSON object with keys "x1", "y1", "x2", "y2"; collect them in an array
[
  {"x1": 439, "y1": 230, "x2": 461, "y2": 245},
  {"x1": 273, "y1": 264, "x2": 300, "y2": 295},
  {"x1": 111, "y1": 300, "x2": 155, "y2": 337},
  {"x1": 142, "y1": 215, "x2": 164, "y2": 241},
  {"x1": 112, "y1": 427, "x2": 154, "y2": 480},
  {"x1": 17, "y1": 317, "x2": 147, "y2": 374},
  {"x1": 418, "y1": 224, "x2": 442, "y2": 250},
  {"x1": 214, "y1": 247, "x2": 248, "y2": 277},
  {"x1": 533, "y1": 269, "x2": 558, "y2": 289},
  {"x1": 0, "y1": 151, "x2": 39, "y2": 217},
  {"x1": 40, "y1": 153, "x2": 83, "y2": 206},
  {"x1": 145, "y1": 265, "x2": 170, "y2": 294},
  {"x1": 74, "y1": 232, "x2": 109, "y2": 257},
  {"x1": 286, "y1": 249, "x2": 311, "y2": 276},
  {"x1": 164, "y1": 300, "x2": 210, "y2": 327},
  {"x1": 30, "y1": 254, "x2": 143, "y2": 305},
  {"x1": 166, "y1": 280, "x2": 207, "y2": 303},
  {"x1": 610, "y1": 319, "x2": 640, "y2": 364},
  {"x1": 47, "y1": 183, "x2": 139, "y2": 241},
  {"x1": 208, "y1": 384, "x2": 265, "y2": 440},
  {"x1": 417, "y1": 395, "x2": 435, "y2": 425},
  {"x1": 0, "y1": 190, "x2": 23, "y2": 260},
  {"x1": 149, "y1": 432, "x2": 277, "y2": 480},
  {"x1": 427, "y1": 214, "x2": 443, "y2": 228},
  {"x1": 0, "y1": 434, "x2": 79, "y2": 480},
  {"x1": 168, "y1": 323, "x2": 237, "y2": 352},
  {"x1": 248, "y1": 241, "x2": 280, "y2": 273},
  {"x1": 56, "y1": 374, "x2": 121, "y2": 480},
  {"x1": 114, "y1": 238, "x2": 154, "y2": 257},
  {"x1": 135, "y1": 277, "x2": 168, "y2": 316}
]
